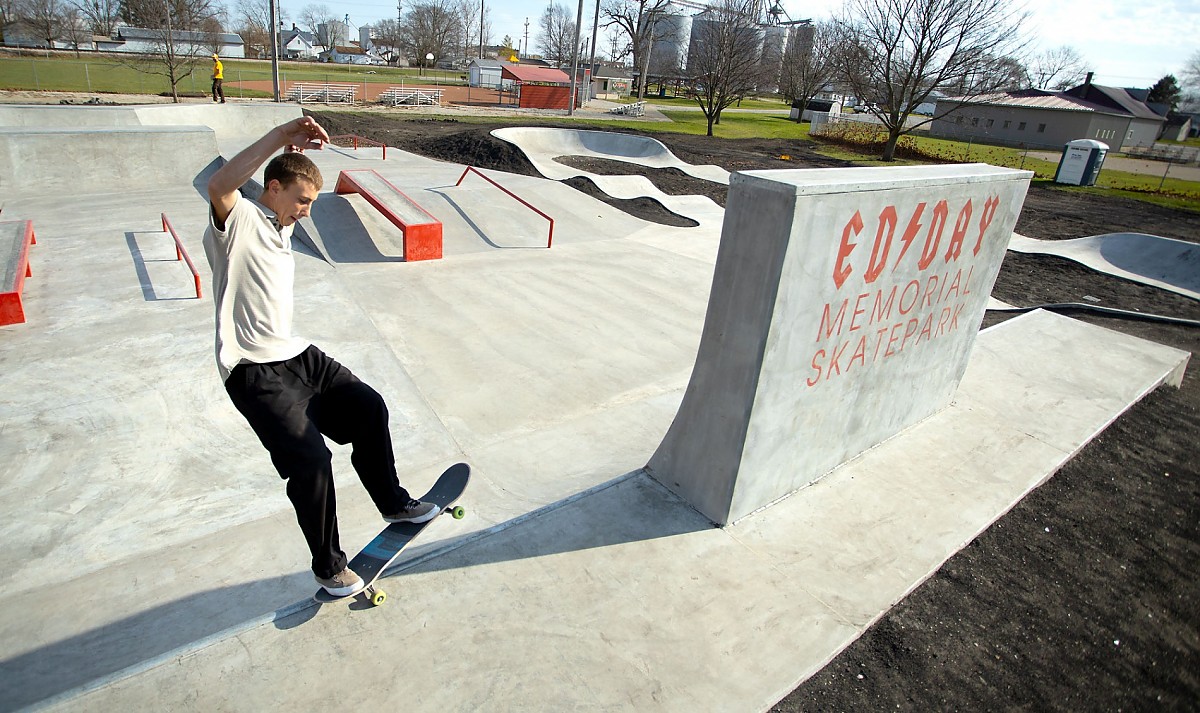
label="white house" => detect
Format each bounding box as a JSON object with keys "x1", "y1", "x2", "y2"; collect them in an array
[
  {"x1": 319, "y1": 45, "x2": 375, "y2": 65},
  {"x1": 281, "y1": 25, "x2": 322, "y2": 60}
]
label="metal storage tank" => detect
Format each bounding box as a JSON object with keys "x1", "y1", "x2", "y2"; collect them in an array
[
  {"x1": 649, "y1": 10, "x2": 693, "y2": 75},
  {"x1": 759, "y1": 25, "x2": 788, "y2": 92}
]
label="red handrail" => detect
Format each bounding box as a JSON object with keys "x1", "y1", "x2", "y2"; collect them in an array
[
  {"x1": 161, "y1": 213, "x2": 202, "y2": 299},
  {"x1": 455, "y1": 166, "x2": 555, "y2": 248},
  {"x1": 329, "y1": 134, "x2": 387, "y2": 160}
]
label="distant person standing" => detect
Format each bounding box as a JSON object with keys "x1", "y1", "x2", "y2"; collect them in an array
[{"x1": 211, "y1": 53, "x2": 226, "y2": 103}]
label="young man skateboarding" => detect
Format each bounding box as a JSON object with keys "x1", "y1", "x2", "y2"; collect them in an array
[
  {"x1": 203, "y1": 116, "x2": 438, "y2": 597},
  {"x1": 211, "y1": 54, "x2": 225, "y2": 103}
]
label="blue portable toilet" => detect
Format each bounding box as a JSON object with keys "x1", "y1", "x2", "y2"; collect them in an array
[{"x1": 1054, "y1": 139, "x2": 1108, "y2": 186}]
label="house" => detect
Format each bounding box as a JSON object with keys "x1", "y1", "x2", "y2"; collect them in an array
[
  {"x1": 4, "y1": 24, "x2": 243, "y2": 56},
  {"x1": 112, "y1": 27, "x2": 244, "y2": 57},
  {"x1": 468, "y1": 59, "x2": 513, "y2": 89},
  {"x1": 1160, "y1": 113, "x2": 1194, "y2": 142},
  {"x1": 281, "y1": 25, "x2": 323, "y2": 60},
  {"x1": 590, "y1": 64, "x2": 632, "y2": 99},
  {"x1": 931, "y1": 77, "x2": 1166, "y2": 151},
  {"x1": 319, "y1": 45, "x2": 374, "y2": 65}
]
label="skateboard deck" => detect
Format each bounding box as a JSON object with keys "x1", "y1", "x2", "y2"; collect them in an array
[{"x1": 314, "y1": 462, "x2": 470, "y2": 606}]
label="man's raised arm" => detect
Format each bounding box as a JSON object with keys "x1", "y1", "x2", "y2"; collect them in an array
[{"x1": 207, "y1": 116, "x2": 330, "y2": 226}]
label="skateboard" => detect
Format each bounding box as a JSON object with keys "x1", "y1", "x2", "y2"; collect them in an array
[{"x1": 314, "y1": 462, "x2": 470, "y2": 606}]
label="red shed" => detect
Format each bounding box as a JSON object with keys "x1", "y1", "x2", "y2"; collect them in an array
[{"x1": 501, "y1": 65, "x2": 580, "y2": 110}]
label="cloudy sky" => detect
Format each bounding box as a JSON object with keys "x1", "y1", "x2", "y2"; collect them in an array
[{"x1": 321, "y1": 0, "x2": 1198, "y2": 88}]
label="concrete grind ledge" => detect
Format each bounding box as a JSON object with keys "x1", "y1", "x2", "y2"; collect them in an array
[{"x1": 20, "y1": 310, "x2": 1189, "y2": 713}]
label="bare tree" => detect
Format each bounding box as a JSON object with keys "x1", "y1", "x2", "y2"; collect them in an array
[
  {"x1": 1181, "y1": 49, "x2": 1200, "y2": 112},
  {"x1": 536, "y1": 2, "x2": 575, "y2": 68},
  {"x1": 372, "y1": 18, "x2": 403, "y2": 64},
  {"x1": 233, "y1": 0, "x2": 281, "y2": 59},
  {"x1": 21, "y1": 0, "x2": 67, "y2": 47},
  {"x1": 297, "y1": 2, "x2": 332, "y2": 45},
  {"x1": 686, "y1": 0, "x2": 763, "y2": 136},
  {"x1": 60, "y1": 4, "x2": 89, "y2": 53},
  {"x1": 1029, "y1": 45, "x2": 1088, "y2": 90},
  {"x1": 72, "y1": 0, "x2": 118, "y2": 36},
  {"x1": 0, "y1": 0, "x2": 20, "y2": 44},
  {"x1": 778, "y1": 20, "x2": 838, "y2": 120},
  {"x1": 601, "y1": 0, "x2": 671, "y2": 99},
  {"x1": 401, "y1": 0, "x2": 462, "y2": 68},
  {"x1": 120, "y1": 0, "x2": 222, "y2": 102},
  {"x1": 831, "y1": 0, "x2": 1030, "y2": 161}
]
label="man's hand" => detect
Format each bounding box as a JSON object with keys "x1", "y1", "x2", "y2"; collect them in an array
[
  {"x1": 278, "y1": 116, "x2": 330, "y2": 153},
  {"x1": 208, "y1": 116, "x2": 331, "y2": 227}
]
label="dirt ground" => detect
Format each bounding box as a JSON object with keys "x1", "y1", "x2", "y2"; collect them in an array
[{"x1": 306, "y1": 110, "x2": 1199, "y2": 711}]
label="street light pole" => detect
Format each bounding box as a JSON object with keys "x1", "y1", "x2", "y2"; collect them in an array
[{"x1": 479, "y1": 0, "x2": 484, "y2": 59}]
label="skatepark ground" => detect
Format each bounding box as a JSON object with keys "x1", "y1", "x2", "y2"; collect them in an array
[{"x1": 0, "y1": 100, "x2": 1196, "y2": 711}]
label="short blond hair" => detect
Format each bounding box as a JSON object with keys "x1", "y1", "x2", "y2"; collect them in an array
[{"x1": 264, "y1": 152, "x2": 323, "y2": 191}]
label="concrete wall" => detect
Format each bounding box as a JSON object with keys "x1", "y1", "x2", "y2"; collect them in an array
[
  {"x1": 0, "y1": 126, "x2": 219, "y2": 196},
  {"x1": 647, "y1": 164, "x2": 1032, "y2": 524},
  {"x1": 0, "y1": 103, "x2": 300, "y2": 144}
]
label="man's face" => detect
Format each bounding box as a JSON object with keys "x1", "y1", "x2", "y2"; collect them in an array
[{"x1": 265, "y1": 178, "x2": 318, "y2": 227}]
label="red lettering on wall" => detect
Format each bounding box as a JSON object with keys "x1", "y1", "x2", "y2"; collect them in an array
[
  {"x1": 894, "y1": 202, "x2": 926, "y2": 267},
  {"x1": 973, "y1": 195, "x2": 1001, "y2": 256},
  {"x1": 943, "y1": 199, "x2": 973, "y2": 262},
  {"x1": 834, "y1": 211, "x2": 863, "y2": 289},
  {"x1": 864, "y1": 206, "x2": 897, "y2": 284},
  {"x1": 917, "y1": 200, "x2": 948, "y2": 271}
]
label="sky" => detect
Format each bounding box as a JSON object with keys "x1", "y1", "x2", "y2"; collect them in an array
[{"x1": 305, "y1": 0, "x2": 1198, "y2": 89}]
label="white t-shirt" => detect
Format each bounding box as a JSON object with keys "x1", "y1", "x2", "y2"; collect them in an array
[{"x1": 203, "y1": 194, "x2": 309, "y2": 382}]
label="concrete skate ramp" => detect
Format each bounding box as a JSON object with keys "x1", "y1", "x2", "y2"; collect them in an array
[
  {"x1": 492, "y1": 126, "x2": 728, "y2": 228},
  {"x1": 0, "y1": 104, "x2": 142, "y2": 129},
  {"x1": 0, "y1": 126, "x2": 219, "y2": 196},
  {"x1": 1008, "y1": 232, "x2": 1200, "y2": 301},
  {"x1": 133, "y1": 103, "x2": 301, "y2": 143},
  {"x1": 0, "y1": 103, "x2": 301, "y2": 144},
  {"x1": 492, "y1": 126, "x2": 730, "y2": 184}
]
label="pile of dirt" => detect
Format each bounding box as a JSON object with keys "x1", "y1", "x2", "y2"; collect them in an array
[{"x1": 304, "y1": 109, "x2": 1199, "y2": 709}]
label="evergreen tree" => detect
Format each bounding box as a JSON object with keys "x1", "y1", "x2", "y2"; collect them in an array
[{"x1": 1147, "y1": 74, "x2": 1182, "y2": 111}]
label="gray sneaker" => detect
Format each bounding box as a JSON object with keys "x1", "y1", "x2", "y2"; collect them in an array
[
  {"x1": 384, "y1": 499, "x2": 439, "y2": 524},
  {"x1": 316, "y1": 567, "x2": 365, "y2": 597}
]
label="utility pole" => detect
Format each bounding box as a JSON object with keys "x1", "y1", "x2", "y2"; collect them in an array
[
  {"x1": 269, "y1": 0, "x2": 280, "y2": 101},
  {"x1": 396, "y1": 0, "x2": 402, "y2": 66},
  {"x1": 567, "y1": 0, "x2": 584, "y2": 115},
  {"x1": 523, "y1": 17, "x2": 529, "y2": 60},
  {"x1": 478, "y1": 0, "x2": 484, "y2": 59},
  {"x1": 587, "y1": 0, "x2": 600, "y2": 104}
]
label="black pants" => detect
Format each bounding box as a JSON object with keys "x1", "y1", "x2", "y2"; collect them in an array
[
  {"x1": 212, "y1": 78, "x2": 224, "y2": 102},
  {"x1": 225, "y1": 345, "x2": 411, "y2": 578}
]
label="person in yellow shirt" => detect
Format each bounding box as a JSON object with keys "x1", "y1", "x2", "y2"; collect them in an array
[{"x1": 211, "y1": 54, "x2": 225, "y2": 103}]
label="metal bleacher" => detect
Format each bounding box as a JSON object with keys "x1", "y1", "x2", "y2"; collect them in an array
[
  {"x1": 286, "y1": 83, "x2": 358, "y2": 104},
  {"x1": 608, "y1": 101, "x2": 645, "y2": 117},
  {"x1": 377, "y1": 86, "x2": 444, "y2": 107}
]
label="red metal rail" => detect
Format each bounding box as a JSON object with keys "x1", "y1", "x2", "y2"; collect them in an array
[
  {"x1": 329, "y1": 134, "x2": 388, "y2": 160},
  {"x1": 455, "y1": 166, "x2": 555, "y2": 248},
  {"x1": 161, "y1": 213, "x2": 202, "y2": 299}
]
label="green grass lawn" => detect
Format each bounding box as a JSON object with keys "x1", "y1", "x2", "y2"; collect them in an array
[
  {"x1": 641, "y1": 94, "x2": 790, "y2": 111},
  {"x1": 0, "y1": 54, "x2": 463, "y2": 96}
]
